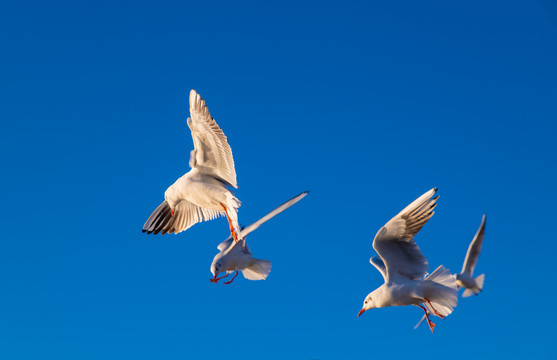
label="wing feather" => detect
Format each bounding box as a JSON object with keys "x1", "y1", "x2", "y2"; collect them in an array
[
  {"x1": 142, "y1": 199, "x2": 223, "y2": 235},
  {"x1": 372, "y1": 188, "x2": 438, "y2": 282},
  {"x1": 461, "y1": 215, "x2": 486, "y2": 275},
  {"x1": 240, "y1": 191, "x2": 309, "y2": 238},
  {"x1": 369, "y1": 256, "x2": 387, "y2": 282},
  {"x1": 188, "y1": 90, "x2": 237, "y2": 188}
]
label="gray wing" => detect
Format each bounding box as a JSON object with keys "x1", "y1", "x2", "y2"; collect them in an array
[
  {"x1": 143, "y1": 199, "x2": 222, "y2": 235},
  {"x1": 221, "y1": 238, "x2": 251, "y2": 257},
  {"x1": 239, "y1": 191, "x2": 309, "y2": 238},
  {"x1": 188, "y1": 90, "x2": 237, "y2": 188},
  {"x1": 369, "y1": 256, "x2": 387, "y2": 282},
  {"x1": 372, "y1": 188, "x2": 438, "y2": 283},
  {"x1": 461, "y1": 214, "x2": 486, "y2": 275},
  {"x1": 217, "y1": 237, "x2": 234, "y2": 251}
]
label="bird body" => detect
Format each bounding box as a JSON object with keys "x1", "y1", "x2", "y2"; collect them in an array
[
  {"x1": 414, "y1": 215, "x2": 486, "y2": 329},
  {"x1": 210, "y1": 191, "x2": 308, "y2": 284},
  {"x1": 371, "y1": 272, "x2": 456, "y2": 309},
  {"x1": 358, "y1": 188, "x2": 458, "y2": 333},
  {"x1": 457, "y1": 215, "x2": 486, "y2": 297},
  {"x1": 456, "y1": 272, "x2": 485, "y2": 295},
  {"x1": 143, "y1": 90, "x2": 241, "y2": 238},
  {"x1": 211, "y1": 238, "x2": 272, "y2": 283}
]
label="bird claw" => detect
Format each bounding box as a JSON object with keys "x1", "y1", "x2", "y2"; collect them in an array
[
  {"x1": 428, "y1": 320, "x2": 436, "y2": 333},
  {"x1": 223, "y1": 270, "x2": 239, "y2": 285}
]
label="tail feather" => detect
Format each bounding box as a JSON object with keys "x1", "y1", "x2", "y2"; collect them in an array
[
  {"x1": 462, "y1": 273, "x2": 485, "y2": 297},
  {"x1": 242, "y1": 259, "x2": 272, "y2": 280},
  {"x1": 424, "y1": 265, "x2": 458, "y2": 317}
]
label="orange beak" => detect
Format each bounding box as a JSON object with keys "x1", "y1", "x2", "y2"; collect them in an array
[{"x1": 358, "y1": 308, "x2": 366, "y2": 317}]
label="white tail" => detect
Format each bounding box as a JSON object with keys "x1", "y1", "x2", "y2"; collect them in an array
[
  {"x1": 242, "y1": 259, "x2": 272, "y2": 280},
  {"x1": 462, "y1": 273, "x2": 485, "y2": 297},
  {"x1": 424, "y1": 265, "x2": 458, "y2": 317}
]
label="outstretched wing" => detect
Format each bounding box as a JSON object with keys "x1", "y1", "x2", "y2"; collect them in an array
[
  {"x1": 187, "y1": 90, "x2": 237, "y2": 188},
  {"x1": 142, "y1": 199, "x2": 222, "y2": 235},
  {"x1": 372, "y1": 188, "x2": 438, "y2": 283},
  {"x1": 369, "y1": 256, "x2": 387, "y2": 282},
  {"x1": 240, "y1": 191, "x2": 309, "y2": 238},
  {"x1": 461, "y1": 214, "x2": 486, "y2": 275},
  {"x1": 217, "y1": 237, "x2": 234, "y2": 251}
]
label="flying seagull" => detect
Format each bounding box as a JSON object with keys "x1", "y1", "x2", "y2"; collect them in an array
[
  {"x1": 210, "y1": 191, "x2": 309, "y2": 284},
  {"x1": 143, "y1": 90, "x2": 241, "y2": 241},
  {"x1": 358, "y1": 188, "x2": 458, "y2": 333},
  {"x1": 414, "y1": 215, "x2": 486, "y2": 329},
  {"x1": 457, "y1": 214, "x2": 486, "y2": 297}
]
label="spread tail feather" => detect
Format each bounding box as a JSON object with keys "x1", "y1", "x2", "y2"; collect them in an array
[
  {"x1": 424, "y1": 265, "x2": 458, "y2": 317},
  {"x1": 462, "y1": 273, "x2": 485, "y2": 297},
  {"x1": 241, "y1": 259, "x2": 272, "y2": 280}
]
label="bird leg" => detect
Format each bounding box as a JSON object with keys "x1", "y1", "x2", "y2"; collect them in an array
[
  {"x1": 424, "y1": 298, "x2": 445, "y2": 319},
  {"x1": 223, "y1": 270, "x2": 239, "y2": 285},
  {"x1": 221, "y1": 203, "x2": 239, "y2": 242},
  {"x1": 416, "y1": 304, "x2": 436, "y2": 333},
  {"x1": 210, "y1": 272, "x2": 230, "y2": 283}
]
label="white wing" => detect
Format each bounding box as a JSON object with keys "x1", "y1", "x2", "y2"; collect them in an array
[
  {"x1": 217, "y1": 237, "x2": 234, "y2": 251},
  {"x1": 239, "y1": 191, "x2": 309, "y2": 238},
  {"x1": 143, "y1": 199, "x2": 223, "y2": 235},
  {"x1": 369, "y1": 256, "x2": 387, "y2": 282},
  {"x1": 217, "y1": 237, "x2": 252, "y2": 256},
  {"x1": 372, "y1": 188, "x2": 438, "y2": 283},
  {"x1": 187, "y1": 90, "x2": 238, "y2": 188},
  {"x1": 461, "y1": 215, "x2": 486, "y2": 275}
]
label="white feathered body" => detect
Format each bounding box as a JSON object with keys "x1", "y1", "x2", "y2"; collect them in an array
[
  {"x1": 164, "y1": 169, "x2": 236, "y2": 210},
  {"x1": 369, "y1": 270, "x2": 457, "y2": 312},
  {"x1": 456, "y1": 272, "x2": 485, "y2": 297},
  {"x1": 211, "y1": 239, "x2": 272, "y2": 281}
]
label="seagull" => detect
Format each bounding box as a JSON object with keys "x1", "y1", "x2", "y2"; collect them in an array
[
  {"x1": 358, "y1": 188, "x2": 458, "y2": 333},
  {"x1": 210, "y1": 191, "x2": 308, "y2": 284},
  {"x1": 457, "y1": 214, "x2": 486, "y2": 297},
  {"x1": 142, "y1": 90, "x2": 241, "y2": 241},
  {"x1": 414, "y1": 215, "x2": 486, "y2": 330}
]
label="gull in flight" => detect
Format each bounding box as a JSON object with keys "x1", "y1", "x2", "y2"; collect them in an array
[
  {"x1": 456, "y1": 214, "x2": 486, "y2": 297},
  {"x1": 414, "y1": 215, "x2": 486, "y2": 329},
  {"x1": 142, "y1": 90, "x2": 241, "y2": 241},
  {"x1": 210, "y1": 191, "x2": 308, "y2": 284},
  {"x1": 358, "y1": 188, "x2": 458, "y2": 333}
]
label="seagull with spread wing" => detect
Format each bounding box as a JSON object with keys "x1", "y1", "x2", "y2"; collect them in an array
[
  {"x1": 456, "y1": 214, "x2": 486, "y2": 297},
  {"x1": 414, "y1": 214, "x2": 486, "y2": 329},
  {"x1": 210, "y1": 191, "x2": 308, "y2": 284},
  {"x1": 142, "y1": 90, "x2": 241, "y2": 241},
  {"x1": 358, "y1": 188, "x2": 458, "y2": 333}
]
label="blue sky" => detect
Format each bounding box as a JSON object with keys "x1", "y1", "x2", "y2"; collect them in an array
[{"x1": 1, "y1": 0, "x2": 556, "y2": 359}]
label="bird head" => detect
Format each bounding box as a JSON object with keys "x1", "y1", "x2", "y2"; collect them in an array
[
  {"x1": 210, "y1": 257, "x2": 224, "y2": 282},
  {"x1": 358, "y1": 292, "x2": 377, "y2": 317}
]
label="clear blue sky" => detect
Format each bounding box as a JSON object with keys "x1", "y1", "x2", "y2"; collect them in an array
[{"x1": 1, "y1": 0, "x2": 556, "y2": 359}]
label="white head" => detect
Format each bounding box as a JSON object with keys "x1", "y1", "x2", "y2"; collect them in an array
[
  {"x1": 210, "y1": 253, "x2": 226, "y2": 282},
  {"x1": 358, "y1": 289, "x2": 379, "y2": 317}
]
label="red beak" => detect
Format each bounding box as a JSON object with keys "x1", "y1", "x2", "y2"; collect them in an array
[{"x1": 358, "y1": 308, "x2": 366, "y2": 317}]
